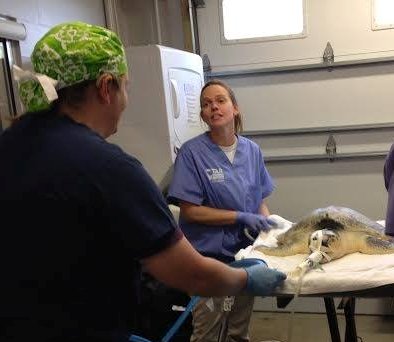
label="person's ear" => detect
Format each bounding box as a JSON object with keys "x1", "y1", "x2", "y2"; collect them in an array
[
  {"x1": 96, "y1": 74, "x2": 115, "y2": 105},
  {"x1": 234, "y1": 104, "x2": 240, "y2": 116}
]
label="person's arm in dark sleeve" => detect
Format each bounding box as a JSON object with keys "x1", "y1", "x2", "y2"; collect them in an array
[
  {"x1": 142, "y1": 236, "x2": 246, "y2": 296},
  {"x1": 385, "y1": 183, "x2": 394, "y2": 236},
  {"x1": 141, "y1": 235, "x2": 286, "y2": 297},
  {"x1": 385, "y1": 154, "x2": 394, "y2": 236}
]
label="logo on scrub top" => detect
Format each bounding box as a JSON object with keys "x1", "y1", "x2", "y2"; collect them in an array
[{"x1": 205, "y1": 168, "x2": 225, "y2": 182}]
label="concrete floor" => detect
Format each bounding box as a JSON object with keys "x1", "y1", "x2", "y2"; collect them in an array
[{"x1": 249, "y1": 312, "x2": 394, "y2": 342}]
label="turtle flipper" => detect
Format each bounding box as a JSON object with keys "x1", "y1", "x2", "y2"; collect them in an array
[
  {"x1": 255, "y1": 242, "x2": 309, "y2": 256},
  {"x1": 360, "y1": 235, "x2": 394, "y2": 254}
]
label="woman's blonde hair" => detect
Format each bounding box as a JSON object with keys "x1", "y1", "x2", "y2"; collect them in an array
[{"x1": 200, "y1": 79, "x2": 243, "y2": 134}]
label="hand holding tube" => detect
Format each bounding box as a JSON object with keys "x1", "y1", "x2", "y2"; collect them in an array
[
  {"x1": 231, "y1": 258, "x2": 287, "y2": 296},
  {"x1": 236, "y1": 212, "x2": 277, "y2": 237}
]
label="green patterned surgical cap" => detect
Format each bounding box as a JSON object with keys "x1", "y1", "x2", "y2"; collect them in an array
[{"x1": 17, "y1": 21, "x2": 128, "y2": 112}]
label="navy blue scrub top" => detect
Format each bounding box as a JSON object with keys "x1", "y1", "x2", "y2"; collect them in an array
[{"x1": 0, "y1": 111, "x2": 182, "y2": 341}]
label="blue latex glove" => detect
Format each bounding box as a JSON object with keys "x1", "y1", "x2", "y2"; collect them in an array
[
  {"x1": 236, "y1": 212, "x2": 277, "y2": 237},
  {"x1": 231, "y1": 258, "x2": 287, "y2": 296}
]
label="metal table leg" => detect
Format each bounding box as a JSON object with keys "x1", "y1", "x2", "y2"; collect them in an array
[
  {"x1": 324, "y1": 297, "x2": 341, "y2": 342},
  {"x1": 344, "y1": 297, "x2": 357, "y2": 342}
]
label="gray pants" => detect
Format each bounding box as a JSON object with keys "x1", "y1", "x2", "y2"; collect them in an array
[{"x1": 190, "y1": 295, "x2": 254, "y2": 342}]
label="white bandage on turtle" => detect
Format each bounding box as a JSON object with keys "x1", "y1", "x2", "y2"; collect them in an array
[{"x1": 297, "y1": 229, "x2": 337, "y2": 273}]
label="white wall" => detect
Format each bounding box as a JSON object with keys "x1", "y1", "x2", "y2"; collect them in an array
[
  {"x1": 197, "y1": 0, "x2": 394, "y2": 73},
  {"x1": 224, "y1": 63, "x2": 394, "y2": 131},
  {"x1": 0, "y1": 0, "x2": 105, "y2": 66},
  {"x1": 221, "y1": 71, "x2": 391, "y2": 222}
]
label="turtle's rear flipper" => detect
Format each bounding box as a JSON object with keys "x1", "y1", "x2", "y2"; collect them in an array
[{"x1": 361, "y1": 236, "x2": 394, "y2": 254}]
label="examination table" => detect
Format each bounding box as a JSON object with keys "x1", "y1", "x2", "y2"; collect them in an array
[{"x1": 236, "y1": 215, "x2": 394, "y2": 342}]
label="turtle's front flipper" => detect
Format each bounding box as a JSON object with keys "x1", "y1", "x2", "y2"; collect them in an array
[
  {"x1": 255, "y1": 242, "x2": 309, "y2": 257},
  {"x1": 360, "y1": 236, "x2": 394, "y2": 254}
]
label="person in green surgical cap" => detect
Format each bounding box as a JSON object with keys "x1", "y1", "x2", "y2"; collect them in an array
[{"x1": 0, "y1": 22, "x2": 285, "y2": 342}]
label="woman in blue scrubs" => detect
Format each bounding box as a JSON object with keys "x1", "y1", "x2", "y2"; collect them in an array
[{"x1": 168, "y1": 79, "x2": 276, "y2": 342}]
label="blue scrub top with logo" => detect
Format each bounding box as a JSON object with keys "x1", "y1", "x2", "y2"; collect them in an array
[{"x1": 168, "y1": 132, "x2": 274, "y2": 262}]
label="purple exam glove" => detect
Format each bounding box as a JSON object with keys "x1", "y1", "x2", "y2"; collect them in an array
[{"x1": 236, "y1": 212, "x2": 277, "y2": 235}]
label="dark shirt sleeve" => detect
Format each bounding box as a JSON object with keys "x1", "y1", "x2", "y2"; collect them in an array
[
  {"x1": 385, "y1": 174, "x2": 394, "y2": 236},
  {"x1": 99, "y1": 149, "x2": 183, "y2": 258},
  {"x1": 384, "y1": 146, "x2": 394, "y2": 236}
]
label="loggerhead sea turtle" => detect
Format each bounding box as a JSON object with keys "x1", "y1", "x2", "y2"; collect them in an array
[{"x1": 255, "y1": 206, "x2": 394, "y2": 264}]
